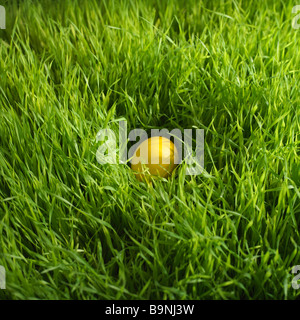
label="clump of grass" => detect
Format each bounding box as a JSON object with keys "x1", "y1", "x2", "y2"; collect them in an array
[{"x1": 0, "y1": 0, "x2": 299, "y2": 300}]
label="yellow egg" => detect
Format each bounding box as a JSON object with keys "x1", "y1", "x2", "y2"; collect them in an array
[{"x1": 131, "y1": 136, "x2": 179, "y2": 182}]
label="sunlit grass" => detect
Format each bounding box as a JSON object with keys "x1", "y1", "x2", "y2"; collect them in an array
[{"x1": 0, "y1": 0, "x2": 299, "y2": 300}]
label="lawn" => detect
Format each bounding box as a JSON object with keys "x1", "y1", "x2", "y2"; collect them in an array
[{"x1": 0, "y1": 0, "x2": 299, "y2": 300}]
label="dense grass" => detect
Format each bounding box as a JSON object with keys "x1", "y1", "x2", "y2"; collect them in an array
[{"x1": 0, "y1": 0, "x2": 299, "y2": 300}]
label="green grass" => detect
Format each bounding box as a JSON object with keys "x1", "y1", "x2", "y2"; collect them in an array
[{"x1": 0, "y1": 0, "x2": 299, "y2": 300}]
